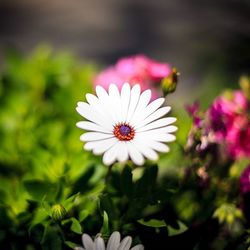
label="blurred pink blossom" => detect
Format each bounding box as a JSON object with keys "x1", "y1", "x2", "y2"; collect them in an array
[
  {"x1": 208, "y1": 91, "x2": 250, "y2": 159},
  {"x1": 186, "y1": 101, "x2": 203, "y2": 128},
  {"x1": 94, "y1": 54, "x2": 172, "y2": 99}
]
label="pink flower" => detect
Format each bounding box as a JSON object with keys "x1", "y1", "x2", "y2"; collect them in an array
[
  {"x1": 208, "y1": 97, "x2": 230, "y2": 139},
  {"x1": 240, "y1": 165, "x2": 250, "y2": 194},
  {"x1": 208, "y1": 90, "x2": 250, "y2": 159},
  {"x1": 227, "y1": 116, "x2": 250, "y2": 158},
  {"x1": 94, "y1": 67, "x2": 123, "y2": 90},
  {"x1": 94, "y1": 54, "x2": 171, "y2": 100},
  {"x1": 186, "y1": 101, "x2": 203, "y2": 128}
]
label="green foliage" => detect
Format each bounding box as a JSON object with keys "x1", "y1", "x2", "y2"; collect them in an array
[
  {"x1": 0, "y1": 45, "x2": 249, "y2": 250},
  {"x1": 0, "y1": 46, "x2": 105, "y2": 249},
  {"x1": 213, "y1": 203, "x2": 243, "y2": 226}
]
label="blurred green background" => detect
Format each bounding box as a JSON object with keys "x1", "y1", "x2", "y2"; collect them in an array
[
  {"x1": 0, "y1": 0, "x2": 250, "y2": 102},
  {"x1": 0, "y1": 1, "x2": 250, "y2": 249}
]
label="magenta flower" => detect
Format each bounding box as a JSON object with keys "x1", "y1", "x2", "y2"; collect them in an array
[
  {"x1": 94, "y1": 54, "x2": 172, "y2": 100},
  {"x1": 226, "y1": 116, "x2": 250, "y2": 158},
  {"x1": 186, "y1": 101, "x2": 203, "y2": 128},
  {"x1": 240, "y1": 165, "x2": 250, "y2": 194},
  {"x1": 208, "y1": 91, "x2": 250, "y2": 159}
]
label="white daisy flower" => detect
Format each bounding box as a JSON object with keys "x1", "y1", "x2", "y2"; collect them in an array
[
  {"x1": 76, "y1": 83, "x2": 177, "y2": 166},
  {"x1": 75, "y1": 231, "x2": 144, "y2": 250}
]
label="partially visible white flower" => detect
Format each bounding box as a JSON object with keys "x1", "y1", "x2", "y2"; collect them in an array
[
  {"x1": 76, "y1": 83, "x2": 177, "y2": 166},
  {"x1": 75, "y1": 231, "x2": 144, "y2": 250}
]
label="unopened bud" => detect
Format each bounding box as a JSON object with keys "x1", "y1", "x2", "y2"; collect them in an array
[
  {"x1": 51, "y1": 204, "x2": 67, "y2": 221},
  {"x1": 239, "y1": 75, "x2": 250, "y2": 100},
  {"x1": 161, "y1": 67, "x2": 179, "y2": 95}
]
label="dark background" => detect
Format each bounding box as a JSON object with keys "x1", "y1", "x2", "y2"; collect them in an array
[{"x1": 0, "y1": 0, "x2": 250, "y2": 99}]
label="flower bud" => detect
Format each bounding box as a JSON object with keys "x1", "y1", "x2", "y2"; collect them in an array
[
  {"x1": 51, "y1": 204, "x2": 67, "y2": 221},
  {"x1": 239, "y1": 75, "x2": 250, "y2": 100},
  {"x1": 161, "y1": 67, "x2": 179, "y2": 95}
]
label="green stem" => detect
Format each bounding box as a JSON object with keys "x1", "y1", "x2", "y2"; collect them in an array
[{"x1": 105, "y1": 164, "x2": 113, "y2": 185}]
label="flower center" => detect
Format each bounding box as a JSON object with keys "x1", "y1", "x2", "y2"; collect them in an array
[
  {"x1": 119, "y1": 125, "x2": 131, "y2": 135},
  {"x1": 113, "y1": 123, "x2": 135, "y2": 141}
]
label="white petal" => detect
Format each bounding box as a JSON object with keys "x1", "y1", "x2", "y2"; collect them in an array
[
  {"x1": 133, "y1": 97, "x2": 165, "y2": 125},
  {"x1": 116, "y1": 142, "x2": 129, "y2": 162},
  {"x1": 137, "y1": 132, "x2": 176, "y2": 142},
  {"x1": 76, "y1": 102, "x2": 112, "y2": 131},
  {"x1": 92, "y1": 138, "x2": 118, "y2": 155},
  {"x1": 132, "y1": 138, "x2": 159, "y2": 161},
  {"x1": 95, "y1": 85, "x2": 117, "y2": 124},
  {"x1": 159, "y1": 134, "x2": 176, "y2": 142},
  {"x1": 74, "y1": 247, "x2": 85, "y2": 250},
  {"x1": 135, "y1": 106, "x2": 171, "y2": 129},
  {"x1": 126, "y1": 85, "x2": 141, "y2": 123},
  {"x1": 94, "y1": 237, "x2": 105, "y2": 250},
  {"x1": 148, "y1": 140, "x2": 170, "y2": 153},
  {"x1": 107, "y1": 231, "x2": 121, "y2": 250},
  {"x1": 96, "y1": 85, "x2": 109, "y2": 99},
  {"x1": 120, "y1": 83, "x2": 131, "y2": 122},
  {"x1": 131, "y1": 245, "x2": 144, "y2": 250},
  {"x1": 103, "y1": 142, "x2": 119, "y2": 165},
  {"x1": 84, "y1": 137, "x2": 117, "y2": 154},
  {"x1": 109, "y1": 84, "x2": 122, "y2": 122},
  {"x1": 76, "y1": 121, "x2": 112, "y2": 134},
  {"x1": 155, "y1": 125, "x2": 178, "y2": 133},
  {"x1": 118, "y1": 236, "x2": 132, "y2": 250},
  {"x1": 129, "y1": 89, "x2": 151, "y2": 126},
  {"x1": 80, "y1": 132, "x2": 114, "y2": 142},
  {"x1": 109, "y1": 83, "x2": 120, "y2": 98},
  {"x1": 76, "y1": 102, "x2": 93, "y2": 122},
  {"x1": 86, "y1": 93, "x2": 114, "y2": 124},
  {"x1": 84, "y1": 142, "x2": 94, "y2": 151},
  {"x1": 86, "y1": 93, "x2": 99, "y2": 105},
  {"x1": 137, "y1": 117, "x2": 177, "y2": 132},
  {"x1": 85, "y1": 93, "x2": 103, "y2": 110},
  {"x1": 137, "y1": 125, "x2": 178, "y2": 135},
  {"x1": 82, "y1": 234, "x2": 94, "y2": 250},
  {"x1": 127, "y1": 142, "x2": 145, "y2": 166}
]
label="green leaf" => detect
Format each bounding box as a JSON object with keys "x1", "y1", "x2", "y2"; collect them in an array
[
  {"x1": 62, "y1": 193, "x2": 79, "y2": 211},
  {"x1": 29, "y1": 207, "x2": 49, "y2": 232},
  {"x1": 62, "y1": 217, "x2": 82, "y2": 234},
  {"x1": 138, "y1": 218, "x2": 187, "y2": 236},
  {"x1": 41, "y1": 200, "x2": 52, "y2": 216},
  {"x1": 101, "y1": 211, "x2": 109, "y2": 235},
  {"x1": 79, "y1": 210, "x2": 89, "y2": 222},
  {"x1": 71, "y1": 166, "x2": 96, "y2": 195},
  {"x1": 167, "y1": 221, "x2": 188, "y2": 236},
  {"x1": 65, "y1": 241, "x2": 78, "y2": 249},
  {"x1": 24, "y1": 180, "x2": 57, "y2": 201},
  {"x1": 137, "y1": 219, "x2": 167, "y2": 228},
  {"x1": 70, "y1": 218, "x2": 82, "y2": 234}
]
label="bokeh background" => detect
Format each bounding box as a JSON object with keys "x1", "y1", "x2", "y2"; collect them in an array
[
  {"x1": 0, "y1": 1, "x2": 250, "y2": 249},
  {"x1": 0, "y1": 0, "x2": 250, "y2": 102}
]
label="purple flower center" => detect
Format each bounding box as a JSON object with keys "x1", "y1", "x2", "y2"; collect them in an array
[
  {"x1": 113, "y1": 123, "x2": 135, "y2": 141},
  {"x1": 119, "y1": 125, "x2": 131, "y2": 136}
]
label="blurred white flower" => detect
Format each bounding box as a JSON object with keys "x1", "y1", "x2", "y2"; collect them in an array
[
  {"x1": 76, "y1": 83, "x2": 177, "y2": 166},
  {"x1": 75, "y1": 231, "x2": 144, "y2": 250}
]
